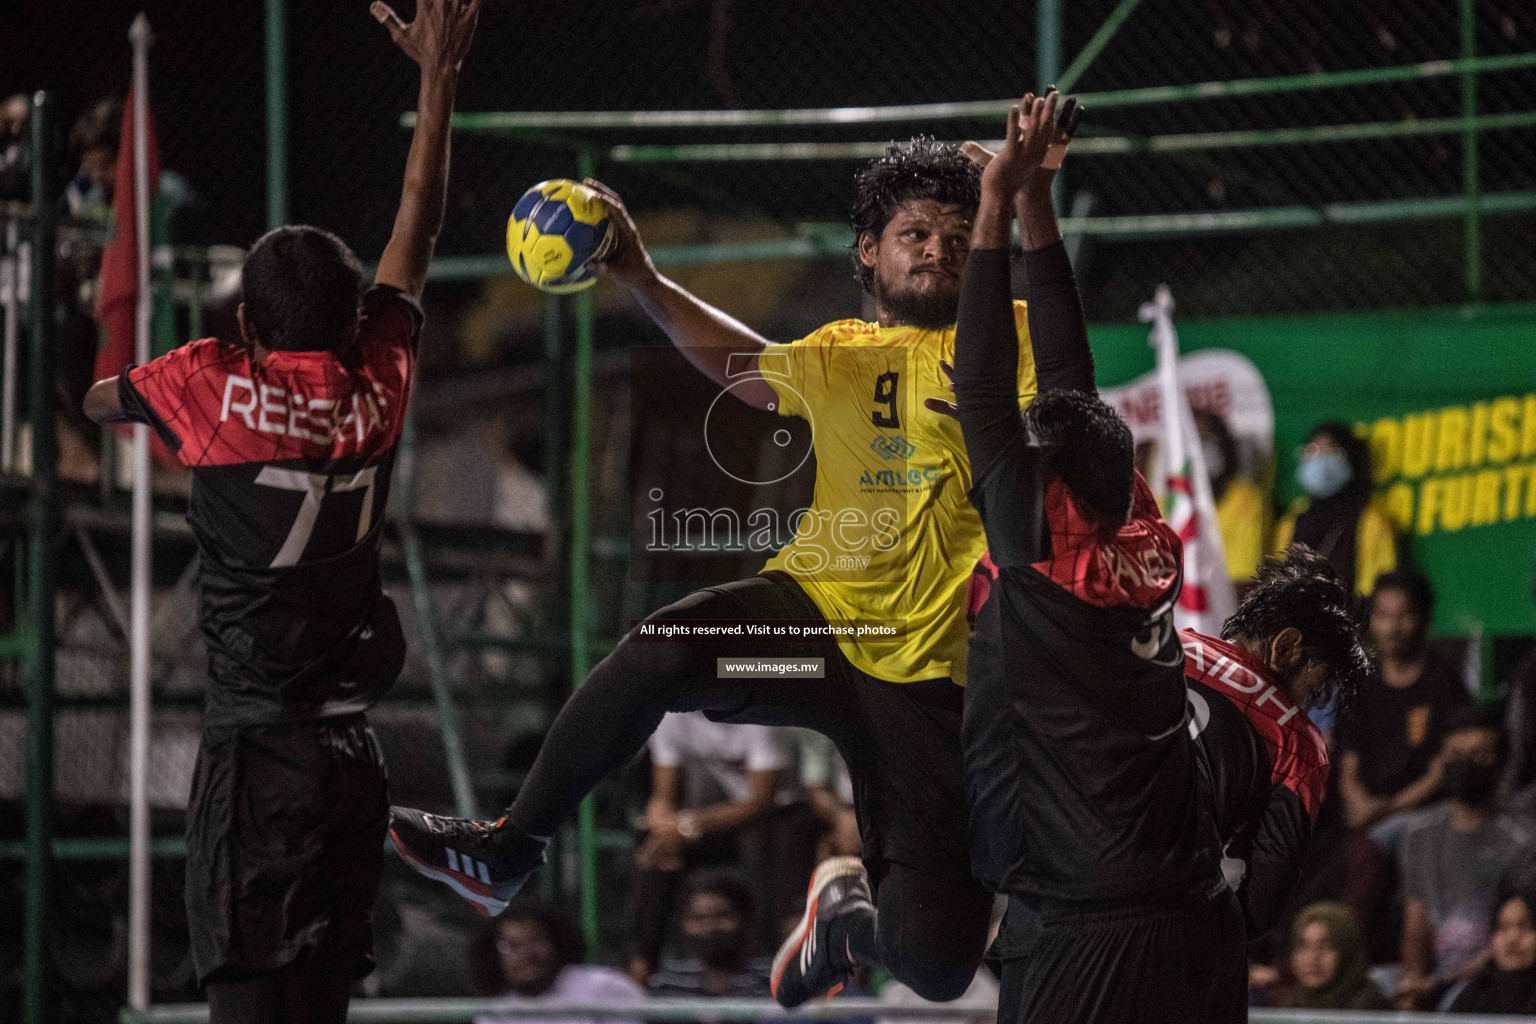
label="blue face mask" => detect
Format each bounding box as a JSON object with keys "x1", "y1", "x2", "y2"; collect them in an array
[{"x1": 1297, "y1": 450, "x2": 1352, "y2": 499}]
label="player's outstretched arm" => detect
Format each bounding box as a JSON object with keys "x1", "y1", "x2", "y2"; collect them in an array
[
  {"x1": 584, "y1": 179, "x2": 776, "y2": 410},
  {"x1": 372, "y1": 0, "x2": 482, "y2": 301},
  {"x1": 952, "y1": 92, "x2": 1059, "y2": 479},
  {"x1": 962, "y1": 93, "x2": 1090, "y2": 394}
]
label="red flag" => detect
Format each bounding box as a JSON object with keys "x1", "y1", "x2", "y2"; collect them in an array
[{"x1": 94, "y1": 84, "x2": 162, "y2": 381}]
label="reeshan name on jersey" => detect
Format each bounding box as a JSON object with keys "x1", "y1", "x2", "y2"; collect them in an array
[{"x1": 117, "y1": 285, "x2": 421, "y2": 726}]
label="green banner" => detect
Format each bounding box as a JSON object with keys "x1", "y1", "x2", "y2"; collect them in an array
[{"x1": 1091, "y1": 302, "x2": 1536, "y2": 636}]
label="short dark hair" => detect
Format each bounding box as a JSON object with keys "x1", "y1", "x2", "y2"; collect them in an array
[
  {"x1": 465, "y1": 896, "x2": 585, "y2": 997},
  {"x1": 1368, "y1": 569, "x2": 1435, "y2": 623},
  {"x1": 686, "y1": 872, "x2": 754, "y2": 923},
  {"x1": 849, "y1": 136, "x2": 980, "y2": 293},
  {"x1": 1443, "y1": 704, "x2": 1509, "y2": 765},
  {"x1": 1221, "y1": 543, "x2": 1371, "y2": 709},
  {"x1": 1024, "y1": 389, "x2": 1135, "y2": 523},
  {"x1": 241, "y1": 226, "x2": 361, "y2": 352},
  {"x1": 69, "y1": 96, "x2": 122, "y2": 162}
]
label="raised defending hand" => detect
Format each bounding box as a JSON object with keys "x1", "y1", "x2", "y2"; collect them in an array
[
  {"x1": 962, "y1": 90, "x2": 1084, "y2": 184},
  {"x1": 372, "y1": 0, "x2": 482, "y2": 75},
  {"x1": 582, "y1": 178, "x2": 658, "y2": 289}
]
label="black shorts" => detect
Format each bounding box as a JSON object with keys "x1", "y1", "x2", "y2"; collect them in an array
[
  {"x1": 996, "y1": 885, "x2": 1248, "y2": 1024},
  {"x1": 185, "y1": 715, "x2": 388, "y2": 985},
  {"x1": 658, "y1": 571, "x2": 972, "y2": 886}
]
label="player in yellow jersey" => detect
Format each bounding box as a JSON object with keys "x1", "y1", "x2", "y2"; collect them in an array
[{"x1": 390, "y1": 121, "x2": 1076, "y2": 1006}]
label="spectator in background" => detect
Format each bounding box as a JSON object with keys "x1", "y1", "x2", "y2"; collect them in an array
[
  {"x1": 469, "y1": 898, "x2": 644, "y2": 1024},
  {"x1": 648, "y1": 875, "x2": 771, "y2": 997},
  {"x1": 1337, "y1": 570, "x2": 1470, "y2": 954},
  {"x1": 1448, "y1": 882, "x2": 1536, "y2": 1015},
  {"x1": 1397, "y1": 708, "x2": 1535, "y2": 1010},
  {"x1": 799, "y1": 729, "x2": 860, "y2": 860},
  {"x1": 65, "y1": 97, "x2": 121, "y2": 223},
  {"x1": 627, "y1": 713, "x2": 814, "y2": 986},
  {"x1": 1274, "y1": 422, "x2": 1397, "y2": 599},
  {"x1": 1196, "y1": 408, "x2": 1269, "y2": 588},
  {"x1": 1264, "y1": 902, "x2": 1389, "y2": 1010},
  {"x1": 0, "y1": 94, "x2": 28, "y2": 200},
  {"x1": 66, "y1": 96, "x2": 205, "y2": 240},
  {"x1": 1340, "y1": 572, "x2": 1470, "y2": 836}
]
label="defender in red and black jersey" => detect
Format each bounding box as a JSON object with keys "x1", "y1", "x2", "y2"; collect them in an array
[
  {"x1": 1183, "y1": 630, "x2": 1330, "y2": 932},
  {"x1": 968, "y1": 547, "x2": 1365, "y2": 966},
  {"x1": 949, "y1": 94, "x2": 1243, "y2": 1024},
  {"x1": 83, "y1": 3, "x2": 482, "y2": 1020},
  {"x1": 116, "y1": 284, "x2": 417, "y2": 724},
  {"x1": 1179, "y1": 546, "x2": 1369, "y2": 939}
]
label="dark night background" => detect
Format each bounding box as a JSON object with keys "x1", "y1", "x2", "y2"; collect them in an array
[{"x1": 11, "y1": 0, "x2": 1535, "y2": 327}]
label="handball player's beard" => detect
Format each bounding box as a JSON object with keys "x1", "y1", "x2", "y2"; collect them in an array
[{"x1": 874, "y1": 267, "x2": 961, "y2": 330}]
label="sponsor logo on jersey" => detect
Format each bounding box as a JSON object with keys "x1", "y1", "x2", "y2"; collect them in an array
[
  {"x1": 858, "y1": 466, "x2": 942, "y2": 490},
  {"x1": 869, "y1": 435, "x2": 916, "y2": 461}
]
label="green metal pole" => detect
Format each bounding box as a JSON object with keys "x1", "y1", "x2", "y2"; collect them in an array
[
  {"x1": 1057, "y1": 0, "x2": 1144, "y2": 93},
  {"x1": 23, "y1": 90, "x2": 57, "y2": 1024},
  {"x1": 187, "y1": 253, "x2": 204, "y2": 344},
  {"x1": 571, "y1": 147, "x2": 598, "y2": 956},
  {"x1": 265, "y1": 0, "x2": 287, "y2": 229},
  {"x1": 1037, "y1": 0, "x2": 1061, "y2": 94},
  {"x1": 400, "y1": 410, "x2": 480, "y2": 820},
  {"x1": 538, "y1": 291, "x2": 564, "y2": 904},
  {"x1": 1037, "y1": 0, "x2": 1062, "y2": 206},
  {"x1": 1461, "y1": 0, "x2": 1481, "y2": 300}
]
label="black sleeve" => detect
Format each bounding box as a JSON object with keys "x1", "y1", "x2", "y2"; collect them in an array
[
  {"x1": 952, "y1": 248, "x2": 1048, "y2": 568},
  {"x1": 117, "y1": 370, "x2": 183, "y2": 451},
  {"x1": 953, "y1": 248, "x2": 1025, "y2": 481},
  {"x1": 1237, "y1": 786, "x2": 1313, "y2": 938},
  {"x1": 1023, "y1": 241, "x2": 1094, "y2": 393}
]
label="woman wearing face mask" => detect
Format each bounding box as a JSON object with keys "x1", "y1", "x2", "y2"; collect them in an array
[
  {"x1": 1449, "y1": 884, "x2": 1536, "y2": 1014},
  {"x1": 469, "y1": 898, "x2": 645, "y2": 1024},
  {"x1": 1276, "y1": 902, "x2": 1389, "y2": 1010},
  {"x1": 1273, "y1": 422, "x2": 1399, "y2": 599}
]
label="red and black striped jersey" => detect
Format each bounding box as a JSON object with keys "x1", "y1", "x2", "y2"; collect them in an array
[
  {"x1": 119, "y1": 284, "x2": 420, "y2": 725},
  {"x1": 1180, "y1": 629, "x2": 1330, "y2": 936}
]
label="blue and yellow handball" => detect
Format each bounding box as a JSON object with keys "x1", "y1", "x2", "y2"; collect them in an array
[{"x1": 506, "y1": 179, "x2": 615, "y2": 293}]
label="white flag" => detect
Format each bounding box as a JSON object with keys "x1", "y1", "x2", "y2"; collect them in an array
[{"x1": 1137, "y1": 286, "x2": 1238, "y2": 634}]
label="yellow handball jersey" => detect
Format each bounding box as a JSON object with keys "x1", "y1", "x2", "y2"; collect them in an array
[{"x1": 761, "y1": 302, "x2": 1036, "y2": 686}]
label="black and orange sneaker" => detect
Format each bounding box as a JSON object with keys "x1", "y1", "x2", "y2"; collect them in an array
[
  {"x1": 771, "y1": 856, "x2": 873, "y2": 1008},
  {"x1": 388, "y1": 807, "x2": 546, "y2": 917}
]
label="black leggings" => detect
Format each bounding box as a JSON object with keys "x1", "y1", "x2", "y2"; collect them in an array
[
  {"x1": 508, "y1": 573, "x2": 992, "y2": 1000},
  {"x1": 205, "y1": 936, "x2": 353, "y2": 1024}
]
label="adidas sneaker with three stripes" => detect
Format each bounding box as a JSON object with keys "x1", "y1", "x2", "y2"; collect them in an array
[
  {"x1": 388, "y1": 806, "x2": 548, "y2": 917},
  {"x1": 770, "y1": 856, "x2": 874, "y2": 1008}
]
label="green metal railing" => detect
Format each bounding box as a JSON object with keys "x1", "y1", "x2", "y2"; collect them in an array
[
  {"x1": 602, "y1": 110, "x2": 1536, "y2": 163},
  {"x1": 115, "y1": 1000, "x2": 1536, "y2": 1024},
  {"x1": 409, "y1": 52, "x2": 1536, "y2": 132}
]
